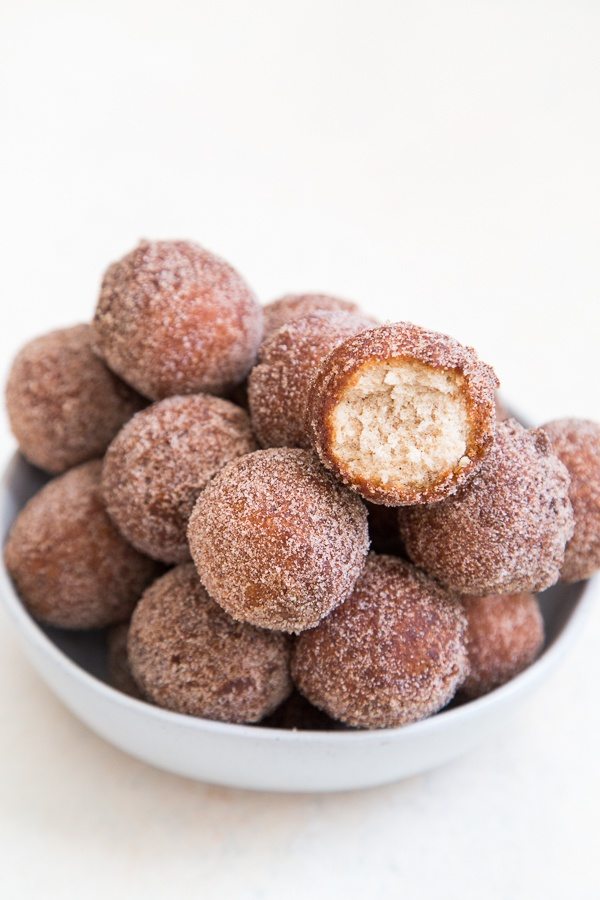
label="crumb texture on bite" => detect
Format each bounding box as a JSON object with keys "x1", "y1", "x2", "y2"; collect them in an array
[
  {"x1": 330, "y1": 359, "x2": 470, "y2": 493},
  {"x1": 309, "y1": 321, "x2": 498, "y2": 505}
]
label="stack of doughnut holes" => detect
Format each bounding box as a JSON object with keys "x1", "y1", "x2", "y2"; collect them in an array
[{"x1": 5, "y1": 239, "x2": 600, "y2": 731}]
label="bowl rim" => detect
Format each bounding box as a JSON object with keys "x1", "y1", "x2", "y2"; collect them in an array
[{"x1": 1, "y1": 450, "x2": 595, "y2": 744}]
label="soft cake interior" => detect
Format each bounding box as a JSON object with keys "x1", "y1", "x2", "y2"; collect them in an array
[{"x1": 329, "y1": 359, "x2": 471, "y2": 493}]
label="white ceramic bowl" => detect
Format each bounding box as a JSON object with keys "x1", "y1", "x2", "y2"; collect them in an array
[{"x1": 0, "y1": 452, "x2": 594, "y2": 793}]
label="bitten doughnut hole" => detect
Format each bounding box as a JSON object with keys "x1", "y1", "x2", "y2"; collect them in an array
[
  {"x1": 309, "y1": 322, "x2": 498, "y2": 506},
  {"x1": 330, "y1": 359, "x2": 471, "y2": 496}
]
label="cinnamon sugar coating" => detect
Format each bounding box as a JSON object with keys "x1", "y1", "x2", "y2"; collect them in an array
[
  {"x1": 248, "y1": 312, "x2": 374, "y2": 449},
  {"x1": 308, "y1": 322, "x2": 499, "y2": 505},
  {"x1": 292, "y1": 554, "x2": 468, "y2": 729},
  {"x1": 102, "y1": 395, "x2": 257, "y2": 563},
  {"x1": 460, "y1": 592, "x2": 544, "y2": 698},
  {"x1": 4, "y1": 461, "x2": 159, "y2": 629},
  {"x1": 128, "y1": 564, "x2": 292, "y2": 723},
  {"x1": 263, "y1": 293, "x2": 374, "y2": 338},
  {"x1": 398, "y1": 420, "x2": 574, "y2": 595},
  {"x1": 188, "y1": 448, "x2": 369, "y2": 633},
  {"x1": 106, "y1": 623, "x2": 143, "y2": 699},
  {"x1": 542, "y1": 418, "x2": 600, "y2": 582},
  {"x1": 92, "y1": 240, "x2": 263, "y2": 400},
  {"x1": 6, "y1": 324, "x2": 144, "y2": 474}
]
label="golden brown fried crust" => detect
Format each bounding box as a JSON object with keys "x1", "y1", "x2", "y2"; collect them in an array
[{"x1": 307, "y1": 322, "x2": 499, "y2": 505}]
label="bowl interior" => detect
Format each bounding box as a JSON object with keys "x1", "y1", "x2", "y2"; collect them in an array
[{"x1": 2, "y1": 452, "x2": 588, "y2": 715}]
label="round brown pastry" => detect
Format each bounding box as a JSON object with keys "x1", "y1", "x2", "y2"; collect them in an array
[
  {"x1": 292, "y1": 554, "x2": 468, "y2": 729},
  {"x1": 460, "y1": 592, "x2": 544, "y2": 699},
  {"x1": 308, "y1": 322, "x2": 499, "y2": 505},
  {"x1": 92, "y1": 240, "x2": 263, "y2": 400},
  {"x1": 262, "y1": 292, "x2": 374, "y2": 338},
  {"x1": 4, "y1": 461, "x2": 159, "y2": 629},
  {"x1": 5, "y1": 324, "x2": 144, "y2": 474},
  {"x1": 541, "y1": 418, "x2": 600, "y2": 582},
  {"x1": 188, "y1": 448, "x2": 369, "y2": 633},
  {"x1": 398, "y1": 419, "x2": 574, "y2": 595},
  {"x1": 128, "y1": 564, "x2": 292, "y2": 722},
  {"x1": 102, "y1": 394, "x2": 257, "y2": 563},
  {"x1": 248, "y1": 312, "x2": 374, "y2": 449},
  {"x1": 106, "y1": 623, "x2": 143, "y2": 699}
]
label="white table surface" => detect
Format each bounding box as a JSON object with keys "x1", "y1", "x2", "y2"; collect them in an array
[{"x1": 0, "y1": 2, "x2": 599, "y2": 897}]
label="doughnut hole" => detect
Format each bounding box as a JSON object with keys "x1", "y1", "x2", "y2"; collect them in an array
[{"x1": 460, "y1": 592, "x2": 545, "y2": 699}]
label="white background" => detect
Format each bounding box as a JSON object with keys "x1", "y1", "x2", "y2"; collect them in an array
[{"x1": 1, "y1": 2, "x2": 599, "y2": 898}]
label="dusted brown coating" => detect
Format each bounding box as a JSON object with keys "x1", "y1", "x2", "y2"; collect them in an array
[
  {"x1": 92, "y1": 240, "x2": 263, "y2": 399},
  {"x1": 292, "y1": 554, "x2": 468, "y2": 729},
  {"x1": 6, "y1": 324, "x2": 144, "y2": 474},
  {"x1": 460, "y1": 593, "x2": 544, "y2": 698},
  {"x1": 188, "y1": 448, "x2": 369, "y2": 633},
  {"x1": 308, "y1": 322, "x2": 499, "y2": 505},
  {"x1": 262, "y1": 293, "x2": 374, "y2": 338},
  {"x1": 102, "y1": 394, "x2": 257, "y2": 563},
  {"x1": 128, "y1": 564, "x2": 292, "y2": 722},
  {"x1": 398, "y1": 420, "x2": 574, "y2": 595},
  {"x1": 541, "y1": 418, "x2": 600, "y2": 582},
  {"x1": 4, "y1": 461, "x2": 159, "y2": 629},
  {"x1": 248, "y1": 312, "x2": 374, "y2": 449},
  {"x1": 106, "y1": 623, "x2": 144, "y2": 699}
]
